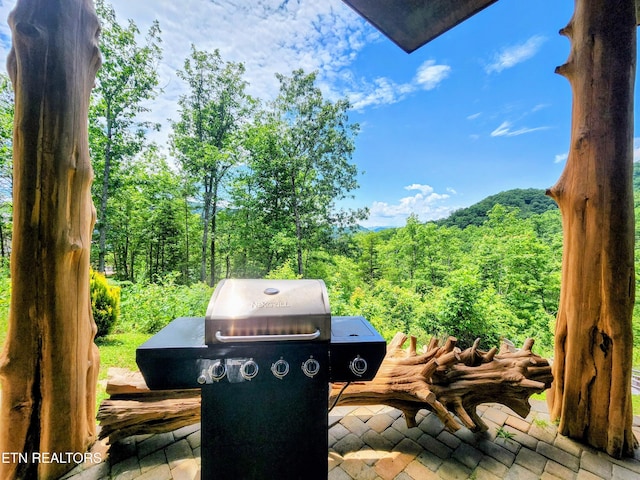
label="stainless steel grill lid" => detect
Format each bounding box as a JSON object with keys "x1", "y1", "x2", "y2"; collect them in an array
[{"x1": 205, "y1": 279, "x2": 331, "y2": 343}]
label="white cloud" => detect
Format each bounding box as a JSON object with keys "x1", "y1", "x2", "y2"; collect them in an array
[
  {"x1": 0, "y1": 1, "x2": 452, "y2": 133},
  {"x1": 490, "y1": 120, "x2": 549, "y2": 137},
  {"x1": 346, "y1": 58, "x2": 450, "y2": 110},
  {"x1": 485, "y1": 35, "x2": 546, "y2": 74},
  {"x1": 363, "y1": 184, "x2": 456, "y2": 227},
  {"x1": 347, "y1": 76, "x2": 414, "y2": 110},
  {"x1": 0, "y1": 0, "x2": 378, "y2": 149},
  {"x1": 554, "y1": 152, "x2": 568, "y2": 164},
  {"x1": 414, "y1": 60, "x2": 451, "y2": 90},
  {"x1": 467, "y1": 112, "x2": 482, "y2": 120},
  {"x1": 404, "y1": 183, "x2": 434, "y2": 195},
  {"x1": 532, "y1": 103, "x2": 550, "y2": 112}
]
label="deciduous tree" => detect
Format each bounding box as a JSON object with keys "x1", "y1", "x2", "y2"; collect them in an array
[
  {"x1": 170, "y1": 46, "x2": 251, "y2": 285},
  {"x1": 238, "y1": 70, "x2": 366, "y2": 276},
  {"x1": 90, "y1": 0, "x2": 162, "y2": 274}
]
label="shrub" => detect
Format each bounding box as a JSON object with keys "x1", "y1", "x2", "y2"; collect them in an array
[
  {"x1": 265, "y1": 260, "x2": 300, "y2": 279},
  {"x1": 117, "y1": 274, "x2": 212, "y2": 334},
  {"x1": 90, "y1": 269, "x2": 121, "y2": 338}
]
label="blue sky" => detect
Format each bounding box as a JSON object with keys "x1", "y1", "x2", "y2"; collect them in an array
[{"x1": 0, "y1": 0, "x2": 632, "y2": 227}]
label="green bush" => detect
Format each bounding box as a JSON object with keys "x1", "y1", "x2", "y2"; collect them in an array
[
  {"x1": 117, "y1": 274, "x2": 212, "y2": 334},
  {"x1": 90, "y1": 269, "x2": 121, "y2": 338},
  {"x1": 265, "y1": 260, "x2": 300, "y2": 279}
]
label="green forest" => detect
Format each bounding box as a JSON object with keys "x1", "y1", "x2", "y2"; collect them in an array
[{"x1": 0, "y1": 1, "x2": 638, "y2": 369}]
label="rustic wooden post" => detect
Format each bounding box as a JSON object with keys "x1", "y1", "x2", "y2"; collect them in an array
[
  {"x1": 0, "y1": 1, "x2": 101, "y2": 478},
  {"x1": 546, "y1": 0, "x2": 637, "y2": 458}
]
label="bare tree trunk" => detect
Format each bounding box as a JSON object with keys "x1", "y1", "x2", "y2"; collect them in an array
[
  {"x1": 97, "y1": 113, "x2": 113, "y2": 274},
  {"x1": 546, "y1": 0, "x2": 637, "y2": 458},
  {"x1": 210, "y1": 182, "x2": 218, "y2": 286},
  {"x1": 0, "y1": 1, "x2": 101, "y2": 478},
  {"x1": 200, "y1": 184, "x2": 212, "y2": 283}
]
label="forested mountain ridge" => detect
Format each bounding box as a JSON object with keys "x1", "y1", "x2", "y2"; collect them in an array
[
  {"x1": 440, "y1": 163, "x2": 640, "y2": 231},
  {"x1": 435, "y1": 188, "x2": 558, "y2": 229}
]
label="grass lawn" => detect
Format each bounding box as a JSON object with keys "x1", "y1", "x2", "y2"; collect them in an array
[{"x1": 95, "y1": 332, "x2": 152, "y2": 407}]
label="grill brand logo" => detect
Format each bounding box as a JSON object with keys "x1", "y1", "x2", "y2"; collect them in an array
[{"x1": 251, "y1": 299, "x2": 291, "y2": 308}]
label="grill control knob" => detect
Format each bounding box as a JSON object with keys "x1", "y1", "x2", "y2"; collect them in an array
[
  {"x1": 208, "y1": 361, "x2": 227, "y2": 382},
  {"x1": 302, "y1": 357, "x2": 320, "y2": 378},
  {"x1": 197, "y1": 371, "x2": 207, "y2": 385},
  {"x1": 241, "y1": 359, "x2": 259, "y2": 380},
  {"x1": 271, "y1": 358, "x2": 290, "y2": 379},
  {"x1": 349, "y1": 355, "x2": 368, "y2": 377}
]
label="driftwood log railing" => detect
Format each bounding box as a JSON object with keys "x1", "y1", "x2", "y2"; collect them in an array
[{"x1": 98, "y1": 333, "x2": 553, "y2": 443}]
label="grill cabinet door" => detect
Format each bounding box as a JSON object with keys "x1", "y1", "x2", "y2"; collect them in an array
[{"x1": 201, "y1": 342, "x2": 329, "y2": 480}]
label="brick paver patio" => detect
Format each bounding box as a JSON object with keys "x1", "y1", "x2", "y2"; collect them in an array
[{"x1": 61, "y1": 400, "x2": 640, "y2": 479}]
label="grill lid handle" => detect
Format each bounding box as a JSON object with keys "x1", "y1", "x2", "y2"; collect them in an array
[{"x1": 214, "y1": 330, "x2": 321, "y2": 343}]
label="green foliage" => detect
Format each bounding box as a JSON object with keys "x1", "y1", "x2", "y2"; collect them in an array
[
  {"x1": 117, "y1": 274, "x2": 212, "y2": 333},
  {"x1": 90, "y1": 270, "x2": 121, "y2": 338},
  {"x1": 329, "y1": 207, "x2": 561, "y2": 353},
  {"x1": 231, "y1": 69, "x2": 366, "y2": 278},
  {"x1": 423, "y1": 269, "x2": 503, "y2": 348},
  {"x1": 265, "y1": 260, "x2": 300, "y2": 280},
  {"x1": 0, "y1": 269, "x2": 9, "y2": 347},
  {"x1": 364, "y1": 280, "x2": 428, "y2": 341},
  {"x1": 438, "y1": 188, "x2": 558, "y2": 229},
  {"x1": 496, "y1": 426, "x2": 516, "y2": 440},
  {"x1": 103, "y1": 150, "x2": 195, "y2": 284},
  {"x1": 90, "y1": 0, "x2": 163, "y2": 273},
  {"x1": 170, "y1": 45, "x2": 252, "y2": 285},
  {"x1": 533, "y1": 416, "x2": 550, "y2": 428},
  {"x1": 0, "y1": 73, "x2": 13, "y2": 261}
]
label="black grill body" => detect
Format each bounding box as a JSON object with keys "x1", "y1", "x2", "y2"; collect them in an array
[
  {"x1": 136, "y1": 279, "x2": 386, "y2": 480},
  {"x1": 329, "y1": 315, "x2": 386, "y2": 382},
  {"x1": 136, "y1": 316, "x2": 205, "y2": 390},
  {"x1": 201, "y1": 342, "x2": 328, "y2": 480}
]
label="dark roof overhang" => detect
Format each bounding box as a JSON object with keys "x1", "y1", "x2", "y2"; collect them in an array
[{"x1": 341, "y1": 0, "x2": 500, "y2": 53}]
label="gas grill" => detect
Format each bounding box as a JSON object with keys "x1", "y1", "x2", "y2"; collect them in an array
[{"x1": 136, "y1": 279, "x2": 385, "y2": 480}]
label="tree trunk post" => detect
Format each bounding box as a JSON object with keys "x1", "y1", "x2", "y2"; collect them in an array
[
  {"x1": 0, "y1": 1, "x2": 101, "y2": 478},
  {"x1": 546, "y1": 0, "x2": 637, "y2": 458}
]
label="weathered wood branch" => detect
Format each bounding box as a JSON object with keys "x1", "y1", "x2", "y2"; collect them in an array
[
  {"x1": 97, "y1": 369, "x2": 200, "y2": 443},
  {"x1": 98, "y1": 335, "x2": 552, "y2": 443},
  {"x1": 329, "y1": 334, "x2": 552, "y2": 432}
]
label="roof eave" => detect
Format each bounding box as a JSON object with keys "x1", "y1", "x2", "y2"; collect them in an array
[{"x1": 341, "y1": 0, "x2": 500, "y2": 53}]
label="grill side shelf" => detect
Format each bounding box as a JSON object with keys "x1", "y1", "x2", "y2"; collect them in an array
[{"x1": 136, "y1": 317, "x2": 207, "y2": 390}]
